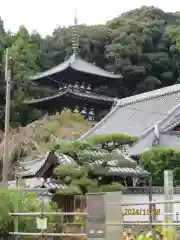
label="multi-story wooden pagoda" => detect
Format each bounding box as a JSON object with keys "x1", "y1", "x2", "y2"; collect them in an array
[{"x1": 24, "y1": 13, "x2": 122, "y2": 121}]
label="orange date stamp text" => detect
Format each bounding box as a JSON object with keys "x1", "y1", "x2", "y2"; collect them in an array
[{"x1": 124, "y1": 208, "x2": 160, "y2": 215}]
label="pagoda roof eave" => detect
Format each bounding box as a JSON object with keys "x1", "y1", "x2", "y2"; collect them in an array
[
  {"x1": 24, "y1": 90, "x2": 67, "y2": 105},
  {"x1": 29, "y1": 54, "x2": 123, "y2": 81},
  {"x1": 24, "y1": 88, "x2": 115, "y2": 105},
  {"x1": 70, "y1": 58, "x2": 122, "y2": 79}
]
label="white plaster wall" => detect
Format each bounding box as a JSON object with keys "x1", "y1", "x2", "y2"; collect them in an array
[{"x1": 122, "y1": 194, "x2": 180, "y2": 222}]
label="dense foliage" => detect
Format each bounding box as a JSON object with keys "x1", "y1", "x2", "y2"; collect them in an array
[
  {"x1": 0, "y1": 188, "x2": 59, "y2": 238},
  {"x1": 0, "y1": 6, "x2": 180, "y2": 127},
  {"x1": 140, "y1": 147, "x2": 180, "y2": 185},
  {"x1": 53, "y1": 132, "x2": 137, "y2": 156}
]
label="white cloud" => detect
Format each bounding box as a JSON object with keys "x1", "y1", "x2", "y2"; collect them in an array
[{"x1": 0, "y1": 0, "x2": 180, "y2": 36}]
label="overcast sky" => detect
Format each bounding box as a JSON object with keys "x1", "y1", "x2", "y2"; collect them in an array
[{"x1": 0, "y1": 0, "x2": 180, "y2": 36}]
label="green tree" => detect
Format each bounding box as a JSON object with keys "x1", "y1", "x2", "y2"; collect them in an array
[
  {"x1": 171, "y1": 25, "x2": 180, "y2": 50},
  {"x1": 139, "y1": 147, "x2": 180, "y2": 185},
  {"x1": 87, "y1": 133, "x2": 138, "y2": 151},
  {"x1": 53, "y1": 133, "x2": 137, "y2": 157},
  {"x1": 8, "y1": 26, "x2": 47, "y2": 126},
  {"x1": 53, "y1": 133, "x2": 137, "y2": 195},
  {"x1": 54, "y1": 159, "x2": 124, "y2": 195},
  {"x1": 0, "y1": 188, "x2": 58, "y2": 238}
]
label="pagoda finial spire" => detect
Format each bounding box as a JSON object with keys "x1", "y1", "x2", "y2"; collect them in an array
[{"x1": 72, "y1": 9, "x2": 79, "y2": 56}]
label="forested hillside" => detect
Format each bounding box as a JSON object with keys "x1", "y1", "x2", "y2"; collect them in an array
[{"x1": 0, "y1": 6, "x2": 180, "y2": 128}]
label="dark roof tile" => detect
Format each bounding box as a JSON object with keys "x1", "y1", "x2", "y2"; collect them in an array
[
  {"x1": 30, "y1": 55, "x2": 122, "y2": 80},
  {"x1": 24, "y1": 89, "x2": 114, "y2": 105}
]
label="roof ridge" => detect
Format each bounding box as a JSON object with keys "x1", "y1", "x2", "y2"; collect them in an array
[
  {"x1": 117, "y1": 83, "x2": 180, "y2": 107},
  {"x1": 69, "y1": 54, "x2": 76, "y2": 65}
]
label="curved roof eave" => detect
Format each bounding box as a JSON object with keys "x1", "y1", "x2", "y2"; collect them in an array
[
  {"x1": 29, "y1": 54, "x2": 123, "y2": 81},
  {"x1": 71, "y1": 65, "x2": 122, "y2": 79},
  {"x1": 70, "y1": 58, "x2": 122, "y2": 79},
  {"x1": 23, "y1": 90, "x2": 68, "y2": 104},
  {"x1": 29, "y1": 59, "x2": 71, "y2": 81},
  {"x1": 23, "y1": 89, "x2": 115, "y2": 105}
]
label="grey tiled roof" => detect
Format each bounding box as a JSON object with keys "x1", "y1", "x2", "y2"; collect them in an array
[
  {"x1": 80, "y1": 83, "x2": 180, "y2": 139},
  {"x1": 84, "y1": 149, "x2": 148, "y2": 176},
  {"x1": 8, "y1": 178, "x2": 45, "y2": 188},
  {"x1": 129, "y1": 132, "x2": 180, "y2": 156},
  {"x1": 8, "y1": 178, "x2": 67, "y2": 196},
  {"x1": 29, "y1": 54, "x2": 122, "y2": 80},
  {"x1": 55, "y1": 153, "x2": 76, "y2": 165},
  {"x1": 128, "y1": 102, "x2": 180, "y2": 155},
  {"x1": 24, "y1": 88, "x2": 114, "y2": 105},
  {"x1": 159, "y1": 133, "x2": 180, "y2": 148},
  {"x1": 83, "y1": 149, "x2": 137, "y2": 168},
  {"x1": 19, "y1": 153, "x2": 49, "y2": 177},
  {"x1": 93, "y1": 163, "x2": 148, "y2": 176},
  {"x1": 127, "y1": 131, "x2": 154, "y2": 156},
  {"x1": 43, "y1": 179, "x2": 67, "y2": 189},
  {"x1": 19, "y1": 152, "x2": 75, "y2": 177},
  {"x1": 107, "y1": 166, "x2": 148, "y2": 177}
]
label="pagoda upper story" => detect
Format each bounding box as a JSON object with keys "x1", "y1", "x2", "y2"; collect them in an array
[
  {"x1": 24, "y1": 13, "x2": 123, "y2": 121},
  {"x1": 24, "y1": 54, "x2": 122, "y2": 120},
  {"x1": 29, "y1": 54, "x2": 122, "y2": 91}
]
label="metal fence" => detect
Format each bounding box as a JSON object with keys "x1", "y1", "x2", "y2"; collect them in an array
[
  {"x1": 9, "y1": 188, "x2": 87, "y2": 240},
  {"x1": 8, "y1": 189, "x2": 180, "y2": 240},
  {"x1": 10, "y1": 212, "x2": 87, "y2": 237}
]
